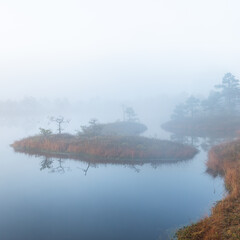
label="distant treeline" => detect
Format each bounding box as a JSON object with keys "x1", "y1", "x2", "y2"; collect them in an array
[
  {"x1": 171, "y1": 73, "x2": 240, "y2": 120},
  {"x1": 162, "y1": 73, "x2": 240, "y2": 137}
]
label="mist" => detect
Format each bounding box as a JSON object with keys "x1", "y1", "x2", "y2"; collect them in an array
[
  {"x1": 0, "y1": 1, "x2": 239, "y2": 240},
  {"x1": 1, "y1": 0, "x2": 240, "y2": 101}
]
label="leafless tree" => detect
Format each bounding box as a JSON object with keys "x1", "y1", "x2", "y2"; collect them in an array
[{"x1": 49, "y1": 116, "x2": 70, "y2": 134}]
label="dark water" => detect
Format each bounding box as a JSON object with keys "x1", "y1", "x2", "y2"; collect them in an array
[{"x1": 0, "y1": 124, "x2": 224, "y2": 240}]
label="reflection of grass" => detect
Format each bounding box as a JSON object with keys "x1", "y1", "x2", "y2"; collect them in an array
[
  {"x1": 177, "y1": 140, "x2": 240, "y2": 240},
  {"x1": 162, "y1": 115, "x2": 240, "y2": 138},
  {"x1": 11, "y1": 134, "x2": 197, "y2": 162}
]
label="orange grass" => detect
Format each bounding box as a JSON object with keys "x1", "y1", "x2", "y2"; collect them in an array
[
  {"x1": 177, "y1": 140, "x2": 240, "y2": 240},
  {"x1": 11, "y1": 134, "x2": 197, "y2": 162}
]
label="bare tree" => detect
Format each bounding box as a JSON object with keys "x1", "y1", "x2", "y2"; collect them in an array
[{"x1": 49, "y1": 116, "x2": 70, "y2": 134}]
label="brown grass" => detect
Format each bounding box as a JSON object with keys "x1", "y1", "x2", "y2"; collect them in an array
[
  {"x1": 11, "y1": 134, "x2": 198, "y2": 162},
  {"x1": 177, "y1": 140, "x2": 240, "y2": 240}
]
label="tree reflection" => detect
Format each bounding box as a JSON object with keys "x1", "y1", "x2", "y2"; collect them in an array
[
  {"x1": 38, "y1": 156, "x2": 164, "y2": 175},
  {"x1": 16, "y1": 145, "x2": 199, "y2": 175},
  {"x1": 125, "y1": 164, "x2": 141, "y2": 173},
  {"x1": 40, "y1": 157, "x2": 70, "y2": 173},
  {"x1": 170, "y1": 133, "x2": 200, "y2": 149},
  {"x1": 78, "y1": 162, "x2": 91, "y2": 176},
  {"x1": 170, "y1": 132, "x2": 236, "y2": 153},
  {"x1": 51, "y1": 158, "x2": 70, "y2": 173},
  {"x1": 40, "y1": 156, "x2": 53, "y2": 171}
]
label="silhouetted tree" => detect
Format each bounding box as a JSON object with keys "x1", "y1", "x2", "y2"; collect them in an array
[
  {"x1": 49, "y1": 116, "x2": 70, "y2": 134},
  {"x1": 171, "y1": 103, "x2": 188, "y2": 120},
  {"x1": 80, "y1": 118, "x2": 103, "y2": 136},
  {"x1": 201, "y1": 91, "x2": 222, "y2": 115},
  {"x1": 39, "y1": 128, "x2": 52, "y2": 136},
  {"x1": 215, "y1": 73, "x2": 240, "y2": 109},
  {"x1": 124, "y1": 107, "x2": 138, "y2": 122},
  {"x1": 185, "y1": 96, "x2": 200, "y2": 118}
]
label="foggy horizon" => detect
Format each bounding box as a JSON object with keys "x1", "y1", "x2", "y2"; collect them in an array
[
  {"x1": 1, "y1": 0, "x2": 240, "y2": 100},
  {"x1": 1, "y1": 1, "x2": 240, "y2": 239}
]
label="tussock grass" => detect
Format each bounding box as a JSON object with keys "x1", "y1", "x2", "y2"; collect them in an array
[
  {"x1": 177, "y1": 140, "x2": 240, "y2": 240},
  {"x1": 11, "y1": 134, "x2": 198, "y2": 162}
]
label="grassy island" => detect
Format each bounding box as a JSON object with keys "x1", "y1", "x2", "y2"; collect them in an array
[
  {"x1": 11, "y1": 134, "x2": 198, "y2": 163},
  {"x1": 177, "y1": 139, "x2": 240, "y2": 240}
]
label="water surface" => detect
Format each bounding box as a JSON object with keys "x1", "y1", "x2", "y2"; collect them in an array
[{"x1": 0, "y1": 124, "x2": 224, "y2": 240}]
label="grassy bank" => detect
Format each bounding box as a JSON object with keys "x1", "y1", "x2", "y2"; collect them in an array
[
  {"x1": 11, "y1": 134, "x2": 198, "y2": 162},
  {"x1": 177, "y1": 140, "x2": 240, "y2": 240}
]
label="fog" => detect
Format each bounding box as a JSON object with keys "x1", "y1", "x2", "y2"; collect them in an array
[
  {"x1": 1, "y1": 0, "x2": 240, "y2": 136},
  {"x1": 0, "y1": 2, "x2": 236, "y2": 239},
  {"x1": 1, "y1": 0, "x2": 240, "y2": 101}
]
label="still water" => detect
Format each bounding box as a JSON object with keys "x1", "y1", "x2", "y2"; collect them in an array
[{"x1": 0, "y1": 123, "x2": 224, "y2": 240}]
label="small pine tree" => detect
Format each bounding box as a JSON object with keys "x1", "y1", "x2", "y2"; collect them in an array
[{"x1": 39, "y1": 128, "x2": 52, "y2": 136}]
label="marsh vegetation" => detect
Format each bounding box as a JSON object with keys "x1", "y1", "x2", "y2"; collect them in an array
[
  {"x1": 161, "y1": 73, "x2": 240, "y2": 239},
  {"x1": 11, "y1": 134, "x2": 197, "y2": 163},
  {"x1": 177, "y1": 140, "x2": 240, "y2": 240}
]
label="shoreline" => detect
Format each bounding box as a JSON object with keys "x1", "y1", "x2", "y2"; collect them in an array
[
  {"x1": 11, "y1": 134, "x2": 198, "y2": 164},
  {"x1": 13, "y1": 146, "x2": 196, "y2": 165},
  {"x1": 176, "y1": 139, "x2": 240, "y2": 239}
]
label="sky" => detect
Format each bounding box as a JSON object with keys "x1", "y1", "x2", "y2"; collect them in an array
[{"x1": 1, "y1": 0, "x2": 240, "y2": 100}]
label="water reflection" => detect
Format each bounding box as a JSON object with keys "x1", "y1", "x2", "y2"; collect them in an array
[
  {"x1": 4, "y1": 132, "x2": 225, "y2": 240},
  {"x1": 169, "y1": 132, "x2": 237, "y2": 184},
  {"x1": 40, "y1": 156, "x2": 53, "y2": 171},
  {"x1": 0, "y1": 115, "x2": 228, "y2": 240},
  {"x1": 170, "y1": 134, "x2": 200, "y2": 148},
  {"x1": 40, "y1": 157, "x2": 71, "y2": 173},
  {"x1": 38, "y1": 155, "x2": 179, "y2": 175},
  {"x1": 170, "y1": 133, "x2": 236, "y2": 152},
  {"x1": 78, "y1": 162, "x2": 91, "y2": 176},
  {"x1": 14, "y1": 131, "x2": 236, "y2": 178},
  {"x1": 13, "y1": 146, "x2": 197, "y2": 177}
]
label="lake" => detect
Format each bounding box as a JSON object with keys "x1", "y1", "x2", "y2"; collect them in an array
[{"x1": 0, "y1": 121, "x2": 224, "y2": 240}]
